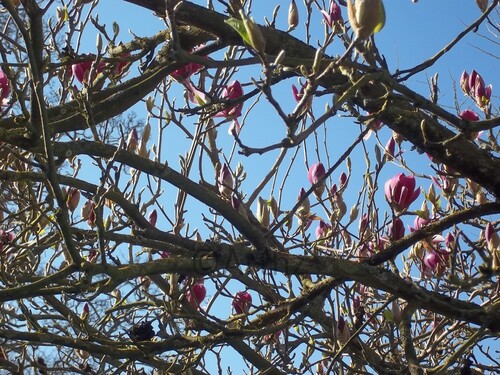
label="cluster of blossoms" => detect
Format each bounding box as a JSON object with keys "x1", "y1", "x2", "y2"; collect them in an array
[
  {"x1": 185, "y1": 282, "x2": 253, "y2": 316},
  {"x1": 168, "y1": 49, "x2": 244, "y2": 135}
]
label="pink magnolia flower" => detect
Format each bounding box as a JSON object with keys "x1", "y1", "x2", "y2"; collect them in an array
[
  {"x1": 81, "y1": 200, "x2": 96, "y2": 227},
  {"x1": 80, "y1": 302, "x2": 90, "y2": 320},
  {"x1": 71, "y1": 55, "x2": 104, "y2": 84},
  {"x1": 474, "y1": 79, "x2": 492, "y2": 109},
  {"x1": 296, "y1": 187, "x2": 311, "y2": 217},
  {"x1": 410, "y1": 215, "x2": 430, "y2": 232},
  {"x1": 459, "y1": 109, "x2": 479, "y2": 122},
  {"x1": 308, "y1": 162, "x2": 326, "y2": 185},
  {"x1": 384, "y1": 173, "x2": 420, "y2": 213},
  {"x1": 389, "y1": 217, "x2": 405, "y2": 241},
  {"x1": 460, "y1": 70, "x2": 469, "y2": 94},
  {"x1": 445, "y1": 232, "x2": 455, "y2": 249},
  {"x1": 0, "y1": 69, "x2": 11, "y2": 105},
  {"x1": 214, "y1": 80, "x2": 243, "y2": 135},
  {"x1": 358, "y1": 213, "x2": 369, "y2": 234},
  {"x1": 148, "y1": 209, "x2": 158, "y2": 227},
  {"x1": 65, "y1": 188, "x2": 81, "y2": 212},
  {"x1": 330, "y1": 183, "x2": 338, "y2": 196},
  {"x1": 316, "y1": 220, "x2": 331, "y2": 239},
  {"x1": 231, "y1": 194, "x2": 248, "y2": 219},
  {"x1": 336, "y1": 315, "x2": 350, "y2": 345},
  {"x1": 431, "y1": 173, "x2": 458, "y2": 197},
  {"x1": 232, "y1": 291, "x2": 252, "y2": 314},
  {"x1": 186, "y1": 283, "x2": 206, "y2": 309},
  {"x1": 292, "y1": 82, "x2": 306, "y2": 102},
  {"x1": 308, "y1": 162, "x2": 326, "y2": 198},
  {"x1": 217, "y1": 80, "x2": 243, "y2": 118},
  {"x1": 0, "y1": 229, "x2": 15, "y2": 252},
  {"x1": 385, "y1": 136, "x2": 396, "y2": 159},
  {"x1": 422, "y1": 250, "x2": 449, "y2": 275},
  {"x1": 339, "y1": 172, "x2": 348, "y2": 188},
  {"x1": 468, "y1": 70, "x2": 481, "y2": 93},
  {"x1": 321, "y1": 0, "x2": 343, "y2": 29},
  {"x1": 170, "y1": 46, "x2": 206, "y2": 82},
  {"x1": 126, "y1": 128, "x2": 139, "y2": 152},
  {"x1": 171, "y1": 61, "x2": 205, "y2": 82},
  {"x1": 110, "y1": 51, "x2": 131, "y2": 77},
  {"x1": 218, "y1": 163, "x2": 233, "y2": 198}
]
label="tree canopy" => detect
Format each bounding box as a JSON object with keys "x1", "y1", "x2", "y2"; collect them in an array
[{"x1": 0, "y1": 0, "x2": 499, "y2": 374}]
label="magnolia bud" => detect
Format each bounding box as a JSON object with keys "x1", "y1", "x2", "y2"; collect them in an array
[
  {"x1": 460, "y1": 70, "x2": 470, "y2": 94},
  {"x1": 288, "y1": 0, "x2": 299, "y2": 30},
  {"x1": 349, "y1": 205, "x2": 359, "y2": 222},
  {"x1": 218, "y1": 163, "x2": 234, "y2": 198},
  {"x1": 148, "y1": 209, "x2": 158, "y2": 227},
  {"x1": 240, "y1": 10, "x2": 266, "y2": 54},
  {"x1": 80, "y1": 303, "x2": 90, "y2": 320},
  {"x1": 476, "y1": 0, "x2": 488, "y2": 12},
  {"x1": 186, "y1": 283, "x2": 206, "y2": 309},
  {"x1": 256, "y1": 197, "x2": 270, "y2": 228},
  {"x1": 232, "y1": 291, "x2": 252, "y2": 315},
  {"x1": 347, "y1": 0, "x2": 386, "y2": 40},
  {"x1": 142, "y1": 122, "x2": 151, "y2": 143},
  {"x1": 66, "y1": 188, "x2": 80, "y2": 212},
  {"x1": 296, "y1": 188, "x2": 311, "y2": 217},
  {"x1": 126, "y1": 128, "x2": 139, "y2": 153}
]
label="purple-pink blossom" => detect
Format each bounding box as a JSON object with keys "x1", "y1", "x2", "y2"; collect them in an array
[
  {"x1": 0, "y1": 229, "x2": 15, "y2": 252},
  {"x1": 217, "y1": 80, "x2": 243, "y2": 118},
  {"x1": 389, "y1": 218, "x2": 405, "y2": 241},
  {"x1": 384, "y1": 173, "x2": 420, "y2": 213},
  {"x1": 308, "y1": 162, "x2": 326, "y2": 198},
  {"x1": 0, "y1": 69, "x2": 11, "y2": 104},
  {"x1": 218, "y1": 163, "x2": 233, "y2": 198},
  {"x1": 316, "y1": 220, "x2": 331, "y2": 239},
  {"x1": 459, "y1": 109, "x2": 479, "y2": 122},
  {"x1": 71, "y1": 55, "x2": 104, "y2": 84},
  {"x1": 321, "y1": 1, "x2": 343, "y2": 29},
  {"x1": 186, "y1": 283, "x2": 206, "y2": 309},
  {"x1": 308, "y1": 162, "x2": 326, "y2": 185},
  {"x1": 232, "y1": 291, "x2": 252, "y2": 314},
  {"x1": 148, "y1": 209, "x2": 158, "y2": 227}
]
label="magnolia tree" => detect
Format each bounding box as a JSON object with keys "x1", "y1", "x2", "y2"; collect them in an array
[{"x1": 0, "y1": 0, "x2": 499, "y2": 374}]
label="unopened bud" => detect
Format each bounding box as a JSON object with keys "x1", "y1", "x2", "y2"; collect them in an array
[
  {"x1": 347, "y1": 0, "x2": 386, "y2": 40},
  {"x1": 288, "y1": 0, "x2": 299, "y2": 30},
  {"x1": 66, "y1": 188, "x2": 81, "y2": 212},
  {"x1": 476, "y1": 0, "x2": 488, "y2": 12},
  {"x1": 349, "y1": 205, "x2": 359, "y2": 222},
  {"x1": 240, "y1": 10, "x2": 266, "y2": 54},
  {"x1": 476, "y1": 190, "x2": 487, "y2": 205},
  {"x1": 127, "y1": 128, "x2": 139, "y2": 153},
  {"x1": 256, "y1": 197, "x2": 270, "y2": 228}
]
